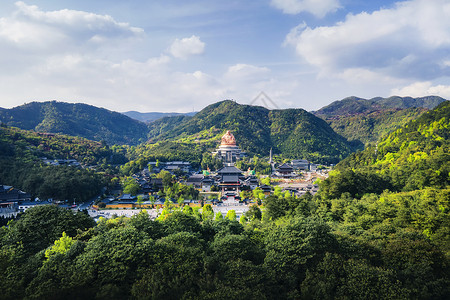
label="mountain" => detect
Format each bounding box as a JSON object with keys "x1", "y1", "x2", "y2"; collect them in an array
[
  {"x1": 0, "y1": 101, "x2": 148, "y2": 145},
  {"x1": 122, "y1": 111, "x2": 197, "y2": 123},
  {"x1": 314, "y1": 96, "x2": 447, "y2": 145},
  {"x1": 329, "y1": 100, "x2": 450, "y2": 194},
  {"x1": 146, "y1": 100, "x2": 357, "y2": 164},
  {"x1": 314, "y1": 95, "x2": 446, "y2": 116}
]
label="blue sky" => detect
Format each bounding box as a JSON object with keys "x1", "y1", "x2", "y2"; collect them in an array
[{"x1": 0, "y1": 0, "x2": 449, "y2": 112}]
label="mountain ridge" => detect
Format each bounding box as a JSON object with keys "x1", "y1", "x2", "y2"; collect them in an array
[
  {"x1": 314, "y1": 95, "x2": 446, "y2": 116},
  {"x1": 0, "y1": 101, "x2": 148, "y2": 145},
  {"x1": 144, "y1": 100, "x2": 357, "y2": 164},
  {"x1": 122, "y1": 111, "x2": 197, "y2": 123}
]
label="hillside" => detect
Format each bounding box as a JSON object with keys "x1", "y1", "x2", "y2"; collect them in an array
[
  {"x1": 314, "y1": 96, "x2": 446, "y2": 145},
  {"x1": 0, "y1": 126, "x2": 122, "y2": 201},
  {"x1": 122, "y1": 111, "x2": 196, "y2": 123},
  {"x1": 314, "y1": 95, "x2": 445, "y2": 116},
  {"x1": 324, "y1": 107, "x2": 427, "y2": 145},
  {"x1": 146, "y1": 100, "x2": 356, "y2": 164},
  {"x1": 0, "y1": 101, "x2": 148, "y2": 145},
  {"x1": 321, "y1": 100, "x2": 450, "y2": 198}
]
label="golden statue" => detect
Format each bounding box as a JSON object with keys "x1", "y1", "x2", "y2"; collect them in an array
[{"x1": 221, "y1": 130, "x2": 236, "y2": 146}]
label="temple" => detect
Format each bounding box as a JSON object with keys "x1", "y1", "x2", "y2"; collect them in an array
[
  {"x1": 216, "y1": 165, "x2": 243, "y2": 203},
  {"x1": 213, "y1": 131, "x2": 245, "y2": 164}
]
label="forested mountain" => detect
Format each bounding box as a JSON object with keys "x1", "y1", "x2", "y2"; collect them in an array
[
  {"x1": 122, "y1": 111, "x2": 196, "y2": 123},
  {"x1": 0, "y1": 101, "x2": 148, "y2": 145},
  {"x1": 328, "y1": 100, "x2": 450, "y2": 194},
  {"x1": 323, "y1": 107, "x2": 427, "y2": 145},
  {"x1": 314, "y1": 95, "x2": 445, "y2": 116},
  {"x1": 145, "y1": 100, "x2": 357, "y2": 164},
  {"x1": 0, "y1": 126, "x2": 127, "y2": 201},
  {"x1": 314, "y1": 96, "x2": 446, "y2": 145}
]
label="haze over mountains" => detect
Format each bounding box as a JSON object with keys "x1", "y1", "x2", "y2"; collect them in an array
[
  {"x1": 122, "y1": 111, "x2": 197, "y2": 123},
  {"x1": 0, "y1": 96, "x2": 447, "y2": 163}
]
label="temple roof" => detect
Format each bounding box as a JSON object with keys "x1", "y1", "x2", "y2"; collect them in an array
[
  {"x1": 217, "y1": 165, "x2": 242, "y2": 174},
  {"x1": 276, "y1": 163, "x2": 294, "y2": 171}
]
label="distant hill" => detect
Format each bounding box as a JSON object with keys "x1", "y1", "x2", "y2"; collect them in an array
[
  {"x1": 122, "y1": 111, "x2": 197, "y2": 123},
  {"x1": 146, "y1": 100, "x2": 357, "y2": 164},
  {"x1": 332, "y1": 100, "x2": 450, "y2": 192},
  {"x1": 314, "y1": 96, "x2": 447, "y2": 145},
  {"x1": 314, "y1": 96, "x2": 446, "y2": 116},
  {"x1": 0, "y1": 101, "x2": 148, "y2": 145}
]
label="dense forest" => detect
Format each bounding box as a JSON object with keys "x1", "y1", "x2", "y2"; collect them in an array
[
  {"x1": 0, "y1": 101, "x2": 448, "y2": 299},
  {"x1": 314, "y1": 96, "x2": 446, "y2": 146},
  {"x1": 321, "y1": 107, "x2": 427, "y2": 145},
  {"x1": 0, "y1": 126, "x2": 127, "y2": 201}
]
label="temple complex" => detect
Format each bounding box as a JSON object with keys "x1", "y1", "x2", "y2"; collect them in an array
[
  {"x1": 212, "y1": 130, "x2": 246, "y2": 202},
  {"x1": 213, "y1": 131, "x2": 245, "y2": 164},
  {"x1": 216, "y1": 165, "x2": 243, "y2": 203}
]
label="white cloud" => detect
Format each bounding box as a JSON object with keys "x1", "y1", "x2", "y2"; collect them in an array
[
  {"x1": 285, "y1": 0, "x2": 450, "y2": 81},
  {"x1": 224, "y1": 64, "x2": 270, "y2": 80},
  {"x1": 0, "y1": 2, "x2": 142, "y2": 49},
  {"x1": 391, "y1": 81, "x2": 450, "y2": 99},
  {"x1": 14, "y1": 1, "x2": 143, "y2": 37},
  {"x1": 271, "y1": 0, "x2": 340, "y2": 18},
  {"x1": 169, "y1": 35, "x2": 205, "y2": 59}
]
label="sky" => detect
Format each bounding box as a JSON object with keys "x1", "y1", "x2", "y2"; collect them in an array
[{"x1": 0, "y1": 0, "x2": 449, "y2": 112}]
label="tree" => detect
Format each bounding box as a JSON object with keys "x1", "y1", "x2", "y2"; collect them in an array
[
  {"x1": 44, "y1": 232, "x2": 74, "y2": 259},
  {"x1": 3, "y1": 205, "x2": 95, "y2": 256},
  {"x1": 214, "y1": 212, "x2": 223, "y2": 221},
  {"x1": 123, "y1": 177, "x2": 140, "y2": 196},
  {"x1": 225, "y1": 210, "x2": 236, "y2": 221},
  {"x1": 264, "y1": 216, "x2": 338, "y2": 298},
  {"x1": 202, "y1": 204, "x2": 214, "y2": 221},
  {"x1": 245, "y1": 204, "x2": 262, "y2": 221},
  {"x1": 136, "y1": 195, "x2": 144, "y2": 208},
  {"x1": 260, "y1": 176, "x2": 271, "y2": 186},
  {"x1": 157, "y1": 170, "x2": 174, "y2": 187},
  {"x1": 239, "y1": 215, "x2": 248, "y2": 225}
]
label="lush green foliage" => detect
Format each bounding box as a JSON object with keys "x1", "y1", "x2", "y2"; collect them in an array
[
  {"x1": 323, "y1": 107, "x2": 427, "y2": 146},
  {"x1": 0, "y1": 126, "x2": 119, "y2": 200},
  {"x1": 0, "y1": 101, "x2": 149, "y2": 145},
  {"x1": 1, "y1": 202, "x2": 447, "y2": 299},
  {"x1": 314, "y1": 95, "x2": 445, "y2": 116},
  {"x1": 141, "y1": 100, "x2": 357, "y2": 165},
  {"x1": 320, "y1": 101, "x2": 450, "y2": 200},
  {"x1": 315, "y1": 96, "x2": 446, "y2": 146},
  {"x1": 269, "y1": 108, "x2": 356, "y2": 163}
]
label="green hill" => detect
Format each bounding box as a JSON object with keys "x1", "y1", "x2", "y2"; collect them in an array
[
  {"x1": 0, "y1": 126, "x2": 124, "y2": 201},
  {"x1": 321, "y1": 100, "x2": 450, "y2": 199},
  {"x1": 323, "y1": 107, "x2": 428, "y2": 145},
  {"x1": 314, "y1": 96, "x2": 446, "y2": 145},
  {"x1": 314, "y1": 95, "x2": 445, "y2": 116},
  {"x1": 146, "y1": 100, "x2": 356, "y2": 164},
  {"x1": 0, "y1": 101, "x2": 148, "y2": 145}
]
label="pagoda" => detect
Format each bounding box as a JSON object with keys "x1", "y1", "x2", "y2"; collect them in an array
[{"x1": 213, "y1": 131, "x2": 245, "y2": 164}]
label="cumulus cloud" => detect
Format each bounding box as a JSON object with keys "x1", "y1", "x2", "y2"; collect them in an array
[
  {"x1": 0, "y1": 1, "x2": 142, "y2": 48},
  {"x1": 285, "y1": 0, "x2": 450, "y2": 81},
  {"x1": 169, "y1": 35, "x2": 205, "y2": 59},
  {"x1": 391, "y1": 81, "x2": 450, "y2": 99},
  {"x1": 271, "y1": 0, "x2": 340, "y2": 18}
]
